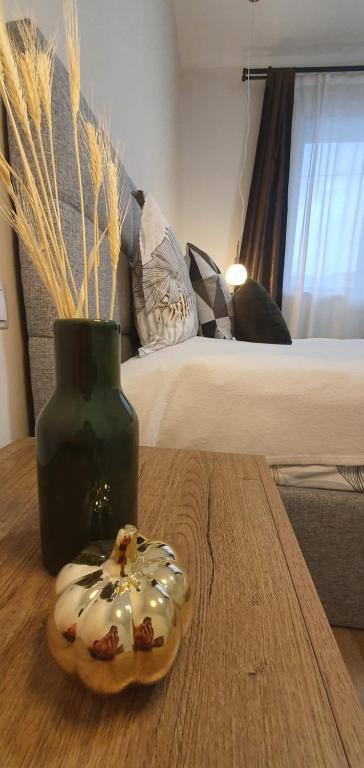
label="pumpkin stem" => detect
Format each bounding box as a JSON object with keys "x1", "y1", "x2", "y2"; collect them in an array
[{"x1": 111, "y1": 525, "x2": 138, "y2": 575}]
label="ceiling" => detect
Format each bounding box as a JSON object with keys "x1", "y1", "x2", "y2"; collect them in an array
[{"x1": 173, "y1": 0, "x2": 364, "y2": 69}]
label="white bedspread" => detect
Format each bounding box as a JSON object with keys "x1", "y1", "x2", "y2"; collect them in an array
[{"x1": 121, "y1": 337, "x2": 364, "y2": 466}]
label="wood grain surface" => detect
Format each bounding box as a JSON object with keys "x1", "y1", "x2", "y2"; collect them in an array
[
  {"x1": 333, "y1": 629, "x2": 364, "y2": 708},
  {"x1": 0, "y1": 438, "x2": 363, "y2": 768}
]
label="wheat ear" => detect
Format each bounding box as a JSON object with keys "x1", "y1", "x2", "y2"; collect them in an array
[{"x1": 64, "y1": 0, "x2": 88, "y2": 316}]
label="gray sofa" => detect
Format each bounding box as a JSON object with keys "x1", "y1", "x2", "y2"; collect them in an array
[{"x1": 6, "y1": 22, "x2": 363, "y2": 629}]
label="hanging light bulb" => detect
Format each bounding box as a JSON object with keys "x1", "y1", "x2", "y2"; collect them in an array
[
  {"x1": 225, "y1": 263, "x2": 248, "y2": 287},
  {"x1": 225, "y1": 239, "x2": 248, "y2": 288}
]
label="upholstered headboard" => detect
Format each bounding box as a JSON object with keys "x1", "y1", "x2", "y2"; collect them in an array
[{"x1": 6, "y1": 21, "x2": 140, "y2": 422}]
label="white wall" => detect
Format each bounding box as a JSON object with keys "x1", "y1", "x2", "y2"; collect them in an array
[
  {"x1": 176, "y1": 68, "x2": 264, "y2": 275},
  {"x1": 174, "y1": 2, "x2": 364, "y2": 275},
  {"x1": 4, "y1": 0, "x2": 179, "y2": 224}
]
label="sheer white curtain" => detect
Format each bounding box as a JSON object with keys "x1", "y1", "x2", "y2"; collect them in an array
[{"x1": 282, "y1": 72, "x2": 364, "y2": 338}]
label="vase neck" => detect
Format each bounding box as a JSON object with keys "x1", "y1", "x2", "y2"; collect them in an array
[{"x1": 54, "y1": 320, "x2": 121, "y2": 394}]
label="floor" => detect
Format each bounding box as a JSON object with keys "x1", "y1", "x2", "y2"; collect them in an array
[{"x1": 332, "y1": 628, "x2": 364, "y2": 707}]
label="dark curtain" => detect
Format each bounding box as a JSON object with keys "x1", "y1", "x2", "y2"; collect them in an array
[{"x1": 239, "y1": 68, "x2": 295, "y2": 308}]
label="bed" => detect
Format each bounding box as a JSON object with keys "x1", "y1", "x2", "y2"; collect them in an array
[
  {"x1": 121, "y1": 335, "x2": 364, "y2": 467},
  {"x1": 6, "y1": 21, "x2": 364, "y2": 629}
]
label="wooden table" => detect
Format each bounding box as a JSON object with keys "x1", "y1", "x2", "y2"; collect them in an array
[{"x1": 0, "y1": 439, "x2": 363, "y2": 767}]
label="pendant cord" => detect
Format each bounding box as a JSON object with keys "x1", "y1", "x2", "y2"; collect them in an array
[{"x1": 238, "y1": 1, "x2": 256, "y2": 260}]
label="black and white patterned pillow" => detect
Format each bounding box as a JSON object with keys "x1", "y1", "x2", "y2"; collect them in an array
[
  {"x1": 132, "y1": 193, "x2": 198, "y2": 356},
  {"x1": 186, "y1": 243, "x2": 233, "y2": 339}
]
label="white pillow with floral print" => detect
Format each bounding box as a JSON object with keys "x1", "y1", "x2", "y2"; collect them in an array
[{"x1": 132, "y1": 193, "x2": 198, "y2": 356}]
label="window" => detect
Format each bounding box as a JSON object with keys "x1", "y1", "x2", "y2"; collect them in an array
[{"x1": 282, "y1": 73, "x2": 364, "y2": 338}]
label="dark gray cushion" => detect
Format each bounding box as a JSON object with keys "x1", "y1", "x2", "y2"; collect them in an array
[{"x1": 233, "y1": 279, "x2": 292, "y2": 344}]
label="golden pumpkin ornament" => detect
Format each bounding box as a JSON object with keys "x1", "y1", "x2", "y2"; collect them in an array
[{"x1": 47, "y1": 525, "x2": 192, "y2": 694}]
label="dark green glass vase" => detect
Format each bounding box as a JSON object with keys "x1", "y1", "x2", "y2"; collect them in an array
[{"x1": 36, "y1": 319, "x2": 139, "y2": 575}]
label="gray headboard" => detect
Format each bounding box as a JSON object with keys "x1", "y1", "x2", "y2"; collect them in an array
[{"x1": 6, "y1": 21, "x2": 141, "y2": 422}]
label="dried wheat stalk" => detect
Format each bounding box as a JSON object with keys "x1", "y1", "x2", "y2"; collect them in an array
[
  {"x1": 101, "y1": 130, "x2": 129, "y2": 320},
  {"x1": 0, "y1": 1, "x2": 127, "y2": 321},
  {"x1": 64, "y1": 0, "x2": 88, "y2": 315},
  {"x1": 104, "y1": 144, "x2": 120, "y2": 319},
  {"x1": 84, "y1": 120, "x2": 103, "y2": 318}
]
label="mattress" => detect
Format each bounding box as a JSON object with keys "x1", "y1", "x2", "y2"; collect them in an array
[{"x1": 121, "y1": 336, "x2": 364, "y2": 466}]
